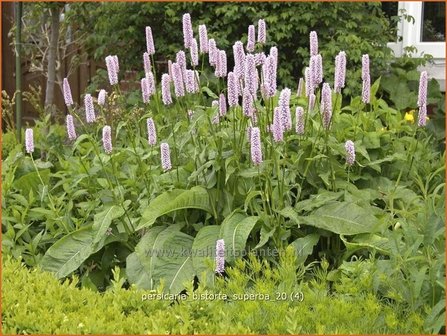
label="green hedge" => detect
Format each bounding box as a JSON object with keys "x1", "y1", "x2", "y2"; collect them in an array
[
  {"x1": 72, "y1": 2, "x2": 394, "y2": 92},
  {"x1": 3, "y1": 252, "x2": 431, "y2": 334}
]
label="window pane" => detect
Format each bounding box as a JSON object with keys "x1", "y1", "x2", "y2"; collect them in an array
[
  {"x1": 381, "y1": 2, "x2": 399, "y2": 41},
  {"x1": 422, "y1": 2, "x2": 445, "y2": 42}
]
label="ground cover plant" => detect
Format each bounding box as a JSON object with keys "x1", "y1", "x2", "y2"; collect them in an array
[{"x1": 2, "y1": 9, "x2": 445, "y2": 334}]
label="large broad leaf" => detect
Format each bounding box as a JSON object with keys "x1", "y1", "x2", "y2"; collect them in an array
[
  {"x1": 219, "y1": 212, "x2": 259, "y2": 263},
  {"x1": 40, "y1": 226, "x2": 99, "y2": 278},
  {"x1": 126, "y1": 225, "x2": 168, "y2": 289},
  {"x1": 137, "y1": 186, "x2": 214, "y2": 230},
  {"x1": 299, "y1": 201, "x2": 380, "y2": 235},
  {"x1": 289, "y1": 234, "x2": 320, "y2": 264},
  {"x1": 92, "y1": 205, "x2": 125, "y2": 245},
  {"x1": 341, "y1": 233, "x2": 392, "y2": 257},
  {"x1": 152, "y1": 230, "x2": 195, "y2": 294},
  {"x1": 294, "y1": 190, "x2": 343, "y2": 213},
  {"x1": 127, "y1": 225, "x2": 195, "y2": 294},
  {"x1": 191, "y1": 225, "x2": 220, "y2": 284},
  {"x1": 13, "y1": 170, "x2": 51, "y2": 196}
]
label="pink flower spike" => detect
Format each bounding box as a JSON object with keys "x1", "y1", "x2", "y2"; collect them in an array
[
  {"x1": 257, "y1": 19, "x2": 266, "y2": 44},
  {"x1": 185, "y1": 69, "x2": 199, "y2": 94},
  {"x1": 146, "y1": 72, "x2": 156, "y2": 96},
  {"x1": 146, "y1": 26, "x2": 155, "y2": 55},
  {"x1": 297, "y1": 77, "x2": 304, "y2": 97},
  {"x1": 254, "y1": 52, "x2": 266, "y2": 67},
  {"x1": 309, "y1": 31, "x2": 318, "y2": 56},
  {"x1": 362, "y1": 76, "x2": 370, "y2": 104},
  {"x1": 160, "y1": 142, "x2": 172, "y2": 171},
  {"x1": 198, "y1": 25, "x2": 209, "y2": 53},
  {"x1": 262, "y1": 54, "x2": 277, "y2": 97},
  {"x1": 98, "y1": 89, "x2": 107, "y2": 106},
  {"x1": 25, "y1": 128, "x2": 34, "y2": 153},
  {"x1": 102, "y1": 126, "x2": 112, "y2": 154},
  {"x1": 362, "y1": 54, "x2": 370, "y2": 81},
  {"x1": 345, "y1": 140, "x2": 355, "y2": 166},
  {"x1": 242, "y1": 87, "x2": 254, "y2": 117},
  {"x1": 84, "y1": 94, "x2": 96, "y2": 123},
  {"x1": 219, "y1": 93, "x2": 227, "y2": 117},
  {"x1": 250, "y1": 127, "x2": 263, "y2": 165},
  {"x1": 279, "y1": 88, "x2": 292, "y2": 131},
  {"x1": 168, "y1": 60, "x2": 173, "y2": 79},
  {"x1": 418, "y1": 104, "x2": 427, "y2": 127},
  {"x1": 143, "y1": 52, "x2": 151, "y2": 74},
  {"x1": 227, "y1": 72, "x2": 239, "y2": 107},
  {"x1": 182, "y1": 13, "x2": 193, "y2": 49},
  {"x1": 141, "y1": 77, "x2": 151, "y2": 104},
  {"x1": 190, "y1": 38, "x2": 199, "y2": 67},
  {"x1": 66, "y1": 115, "x2": 77, "y2": 141},
  {"x1": 334, "y1": 51, "x2": 347, "y2": 93},
  {"x1": 272, "y1": 107, "x2": 284, "y2": 142},
  {"x1": 63, "y1": 78, "x2": 74, "y2": 107},
  {"x1": 215, "y1": 239, "x2": 225, "y2": 274},
  {"x1": 176, "y1": 51, "x2": 187, "y2": 79},
  {"x1": 105, "y1": 55, "x2": 118, "y2": 86},
  {"x1": 305, "y1": 67, "x2": 314, "y2": 97},
  {"x1": 233, "y1": 41, "x2": 246, "y2": 80},
  {"x1": 147, "y1": 118, "x2": 157, "y2": 146},
  {"x1": 247, "y1": 25, "x2": 255, "y2": 52},
  {"x1": 320, "y1": 83, "x2": 332, "y2": 129},
  {"x1": 308, "y1": 93, "x2": 316, "y2": 113},
  {"x1": 215, "y1": 50, "x2": 227, "y2": 78},
  {"x1": 295, "y1": 107, "x2": 305, "y2": 135},
  {"x1": 172, "y1": 63, "x2": 185, "y2": 97},
  {"x1": 208, "y1": 39, "x2": 217, "y2": 67},
  {"x1": 310, "y1": 54, "x2": 323, "y2": 85},
  {"x1": 417, "y1": 71, "x2": 428, "y2": 107},
  {"x1": 244, "y1": 54, "x2": 257, "y2": 97},
  {"x1": 113, "y1": 55, "x2": 119, "y2": 73},
  {"x1": 161, "y1": 74, "x2": 173, "y2": 105},
  {"x1": 269, "y1": 46, "x2": 278, "y2": 64}
]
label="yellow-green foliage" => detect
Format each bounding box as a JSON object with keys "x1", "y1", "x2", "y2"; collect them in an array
[{"x1": 3, "y1": 251, "x2": 426, "y2": 334}]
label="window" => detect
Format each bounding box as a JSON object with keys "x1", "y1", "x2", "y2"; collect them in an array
[
  {"x1": 387, "y1": 1, "x2": 445, "y2": 58},
  {"x1": 421, "y1": 2, "x2": 445, "y2": 42}
]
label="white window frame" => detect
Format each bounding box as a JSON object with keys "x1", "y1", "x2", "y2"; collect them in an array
[{"x1": 388, "y1": 1, "x2": 445, "y2": 58}]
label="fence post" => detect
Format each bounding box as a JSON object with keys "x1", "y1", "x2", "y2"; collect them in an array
[{"x1": 15, "y1": 2, "x2": 23, "y2": 142}]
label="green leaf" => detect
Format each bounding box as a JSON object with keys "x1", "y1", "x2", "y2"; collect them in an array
[
  {"x1": 126, "y1": 225, "x2": 195, "y2": 294},
  {"x1": 299, "y1": 201, "x2": 380, "y2": 235},
  {"x1": 294, "y1": 190, "x2": 343, "y2": 213},
  {"x1": 219, "y1": 211, "x2": 259, "y2": 263},
  {"x1": 277, "y1": 206, "x2": 301, "y2": 226},
  {"x1": 152, "y1": 230, "x2": 194, "y2": 294},
  {"x1": 201, "y1": 86, "x2": 218, "y2": 99},
  {"x1": 13, "y1": 170, "x2": 50, "y2": 196},
  {"x1": 137, "y1": 186, "x2": 213, "y2": 230},
  {"x1": 126, "y1": 225, "x2": 168, "y2": 289},
  {"x1": 253, "y1": 225, "x2": 276, "y2": 250},
  {"x1": 244, "y1": 190, "x2": 263, "y2": 212},
  {"x1": 362, "y1": 132, "x2": 381, "y2": 149},
  {"x1": 370, "y1": 77, "x2": 381, "y2": 98},
  {"x1": 191, "y1": 225, "x2": 220, "y2": 284},
  {"x1": 289, "y1": 234, "x2": 320, "y2": 264},
  {"x1": 340, "y1": 233, "x2": 391, "y2": 256},
  {"x1": 92, "y1": 205, "x2": 125, "y2": 245},
  {"x1": 40, "y1": 226, "x2": 100, "y2": 278}
]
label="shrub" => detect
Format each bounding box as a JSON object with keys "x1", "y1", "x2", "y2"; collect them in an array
[
  {"x1": 77, "y1": 2, "x2": 395, "y2": 92},
  {"x1": 2, "y1": 250, "x2": 437, "y2": 334}
]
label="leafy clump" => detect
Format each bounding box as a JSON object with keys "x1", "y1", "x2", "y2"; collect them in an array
[{"x1": 2, "y1": 252, "x2": 435, "y2": 334}]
